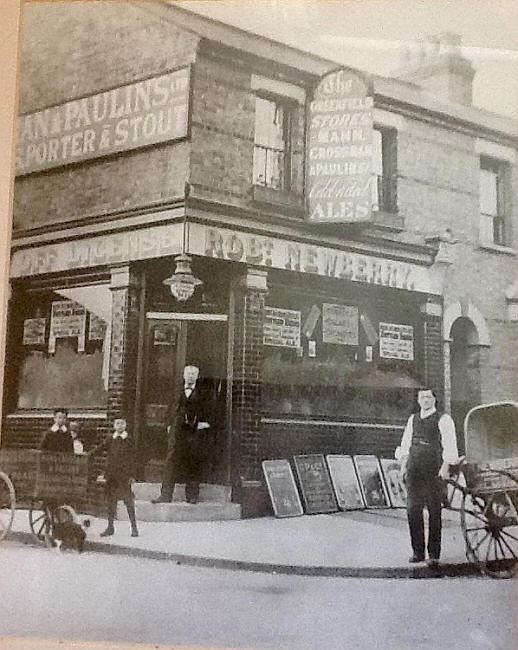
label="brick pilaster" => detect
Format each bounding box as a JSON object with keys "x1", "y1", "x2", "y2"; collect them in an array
[
  {"x1": 106, "y1": 265, "x2": 141, "y2": 431},
  {"x1": 421, "y1": 302, "x2": 445, "y2": 405},
  {"x1": 232, "y1": 268, "x2": 268, "y2": 483}
]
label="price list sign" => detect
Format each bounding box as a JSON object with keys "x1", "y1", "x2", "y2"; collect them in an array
[{"x1": 307, "y1": 69, "x2": 374, "y2": 224}]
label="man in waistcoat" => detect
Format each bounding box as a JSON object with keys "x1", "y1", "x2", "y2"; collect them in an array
[
  {"x1": 396, "y1": 387, "x2": 459, "y2": 567},
  {"x1": 152, "y1": 365, "x2": 211, "y2": 504}
]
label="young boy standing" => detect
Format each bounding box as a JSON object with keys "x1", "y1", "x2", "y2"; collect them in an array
[{"x1": 96, "y1": 418, "x2": 139, "y2": 538}]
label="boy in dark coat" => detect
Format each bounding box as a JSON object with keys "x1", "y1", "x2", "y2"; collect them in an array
[
  {"x1": 95, "y1": 418, "x2": 139, "y2": 538},
  {"x1": 40, "y1": 408, "x2": 74, "y2": 453}
]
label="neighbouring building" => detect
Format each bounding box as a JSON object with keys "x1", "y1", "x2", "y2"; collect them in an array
[{"x1": 3, "y1": 4, "x2": 518, "y2": 516}]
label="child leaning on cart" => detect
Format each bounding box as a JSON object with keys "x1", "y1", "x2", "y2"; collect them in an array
[{"x1": 94, "y1": 418, "x2": 139, "y2": 538}]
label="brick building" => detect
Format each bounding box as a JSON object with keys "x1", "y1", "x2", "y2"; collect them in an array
[{"x1": 3, "y1": 4, "x2": 518, "y2": 516}]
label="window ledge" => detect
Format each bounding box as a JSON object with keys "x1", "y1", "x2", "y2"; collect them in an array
[
  {"x1": 6, "y1": 410, "x2": 108, "y2": 419},
  {"x1": 250, "y1": 184, "x2": 305, "y2": 215},
  {"x1": 370, "y1": 210, "x2": 404, "y2": 232},
  {"x1": 477, "y1": 243, "x2": 517, "y2": 256}
]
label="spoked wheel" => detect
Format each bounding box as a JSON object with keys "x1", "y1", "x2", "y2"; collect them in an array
[
  {"x1": 461, "y1": 473, "x2": 518, "y2": 578},
  {"x1": 29, "y1": 498, "x2": 54, "y2": 544},
  {"x1": 0, "y1": 471, "x2": 16, "y2": 542}
]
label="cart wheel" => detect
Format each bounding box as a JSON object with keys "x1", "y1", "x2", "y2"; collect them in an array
[
  {"x1": 0, "y1": 471, "x2": 16, "y2": 542},
  {"x1": 29, "y1": 498, "x2": 54, "y2": 544},
  {"x1": 461, "y1": 473, "x2": 518, "y2": 579}
]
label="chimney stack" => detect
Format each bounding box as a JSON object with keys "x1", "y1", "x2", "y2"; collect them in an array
[{"x1": 393, "y1": 33, "x2": 475, "y2": 106}]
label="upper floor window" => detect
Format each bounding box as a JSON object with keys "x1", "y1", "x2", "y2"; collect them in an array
[
  {"x1": 372, "y1": 126, "x2": 398, "y2": 214},
  {"x1": 253, "y1": 95, "x2": 300, "y2": 193},
  {"x1": 479, "y1": 156, "x2": 509, "y2": 246}
]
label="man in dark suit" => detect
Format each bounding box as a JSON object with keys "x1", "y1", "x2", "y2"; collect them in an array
[
  {"x1": 153, "y1": 365, "x2": 211, "y2": 504},
  {"x1": 40, "y1": 408, "x2": 74, "y2": 453}
]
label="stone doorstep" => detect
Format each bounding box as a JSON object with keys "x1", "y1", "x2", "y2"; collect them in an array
[
  {"x1": 117, "y1": 500, "x2": 241, "y2": 522},
  {"x1": 132, "y1": 482, "x2": 232, "y2": 502}
]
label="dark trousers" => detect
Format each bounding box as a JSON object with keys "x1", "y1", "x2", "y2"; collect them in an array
[
  {"x1": 160, "y1": 433, "x2": 202, "y2": 503},
  {"x1": 106, "y1": 482, "x2": 138, "y2": 532},
  {"x1": 406, "y1": 447, "x2": 442, "y2": 560}
]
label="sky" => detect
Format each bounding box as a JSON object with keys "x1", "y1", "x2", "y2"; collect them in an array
[{"x1": 177, "y1": 0, "x2": 518, "y2": 121}]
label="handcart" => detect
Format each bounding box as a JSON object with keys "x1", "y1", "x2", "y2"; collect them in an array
[
  {"x1": 0, "y1": 448, "x2": 91, "y2": 547},
  {"x1": 0, "y1": 469, "x2": 16, "y2": 542},
  {"x1": 446, "y1": 402, "x2": 518, "y2": 578},
  {"x1": 29, "y1": 451, "x2": 91, "y2": 546}
]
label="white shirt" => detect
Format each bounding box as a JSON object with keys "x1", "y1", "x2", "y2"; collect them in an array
[
  {"x1": 50, "y1": 424, "x2": 68, "y2": 433},
  {"x1": 396, "y1": 408, "x2": 459, "y2": 465},
  {"x1": 112, "y1": 431, "x2": 128, "y2": 440},
  {"x1": 73, "y1": 439, "x2": 84, "y2": 455},
  {"x1": 184, "y1": 383, "x2": 196, "y2": 398}
]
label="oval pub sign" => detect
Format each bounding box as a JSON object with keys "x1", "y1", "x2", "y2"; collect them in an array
[{"x1": 307, "y1": 69, "x2": 374, "y2": 224}]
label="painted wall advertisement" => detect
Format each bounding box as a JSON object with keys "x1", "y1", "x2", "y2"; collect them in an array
[
  {"x1": 263, "y1": 307, "x2": 301, "y2": 348},
  {"x1": 16, "y1": 67, "x2": 190, "y2": 175},
  {"x1": 379, "y1": 322, "x2": 414, "y2": 360},
  {"x1": 22, "y1": 318, "x2": 46, "y2": 345},
  {"x1": 322, "y1": 303, "x2": 359, "y2": 345},
  {"x1": 49, "y1": 300, "x2": 87, "y2": 354},
  {"x1": 307, "y1": 69, "x2": 374, "y2": 224}
]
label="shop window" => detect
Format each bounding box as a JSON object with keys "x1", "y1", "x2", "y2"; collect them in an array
[
  {"x1": 262, "y1": 285, "x2": 422, "y2": 423},
  {"x1": 372, "y1": 126, "x2": 398, "y2": 213},
  {"x1": 253, "y1": 94, "x2": 301, "y2": 193},
  {"x1": 14, "y1": 283, "x2": 112, "y2": 410},
  {"x1": 479, "y1": 156, "x2": 509, "y2": 246}
]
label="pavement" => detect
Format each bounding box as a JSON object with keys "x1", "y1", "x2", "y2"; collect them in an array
[{"x1": 6, "y1": 505, "x2": 479, "y2": 579}]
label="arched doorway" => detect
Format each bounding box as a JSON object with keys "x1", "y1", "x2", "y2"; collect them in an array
[{"x1": 450, "y1": 317, "x2": 482, "y2": 454}]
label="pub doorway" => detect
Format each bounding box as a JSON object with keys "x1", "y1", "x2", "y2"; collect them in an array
[
  {"x1": 450, "y1": 316, "x2": 481, "y2": 455},
  {"x1": 139, "y1": 312, "x2": 230, "y2": 485}
]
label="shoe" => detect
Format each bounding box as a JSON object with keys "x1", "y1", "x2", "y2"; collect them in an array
[
  {"x1": 426, "y1": 558, "x2": 440, "y2": 567},
  {"x1": 186, "y1": 498, "x2": 198, "y2": 504},
  {"x1": 408, "y1": 554, "x2": 425, "y2": 563},
  {"x1": 151, "y1": 497, "x2": 171, "y2": 504},
  {"x1": 100, "y1": 527, "x2": 114, "y2": 537},
  {"x1": 131, "y1": 529, "x2": 139, "y2": 537}
]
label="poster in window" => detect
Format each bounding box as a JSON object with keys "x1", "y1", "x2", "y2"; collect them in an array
[
  {"x1": 302, "y1": 304, "x2": 321, "y2": 339},
  {"x1": 353, "y1": 455, "x2": 390, "y2": 508},
  {"x1": 48, "y1": 300, "x2": 87, "y2": 354},
  {"x1": 22, "y1": 318, "x2": 46, "y2": 345},
  {"x1": 322, "y1": 303, "x2": 359, "y2": 345},
  {"x1": 88, "y1": 313, "x2": 106, "y2": 341},
  {"x1": 263, "y1": 307, "x2": 301, "y2": 348},
  {"x1": 379, "y1": 322, "x2": 414, "y2": 360}
]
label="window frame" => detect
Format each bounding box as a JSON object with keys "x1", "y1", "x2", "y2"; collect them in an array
[
  {"x1": 372, "y1": 125, "x2": 398, "y2": 215},
  {"x1": 479, "y1": 155, "x2": 509, "y2": 247},
  {"x1": 253, "y1": 90, "x2": 297, "y2": 193}
]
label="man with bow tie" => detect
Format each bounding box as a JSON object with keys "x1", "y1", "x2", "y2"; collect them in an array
[
  {"x1": 40, "y1": 408, "x2": 74, "y2": 453},
  {"x1": 153, "y1": 364, "x2": 211, "y2": 504}
]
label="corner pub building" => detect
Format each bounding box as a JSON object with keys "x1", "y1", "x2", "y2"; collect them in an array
[{"x1": 3, "y1": 4, "x2": 518, "y2": 518}]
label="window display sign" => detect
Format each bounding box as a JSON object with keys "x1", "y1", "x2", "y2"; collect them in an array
[
  {"x1": 22, "y1": 318, "x2": 46, "y2": 345},
  {"x1": 322, "y1": 303, "x2": 359, "y2": 345},
  {"x1": 88, "y1": 313, "x2": 106, "y2": 341},
  {"x1": 307, "y1": 69, "x2": 374, "y2": 224},
  {"x1": 49, "y1": 300, "x2": 87, "y2": 354},
  {"x1": 262, "y1": 459, "x2": 304, "y2": 518},
  {"x1": 16, "y1": 67, "x2": 191, "y2": 176},
  {"x1": 293, "y1": 454, "x2": 338, "y2": 514},
  {"x1": 379, "y1": 322, "x2": 414, "y2": 360},
  {"x1": 379, "y1": 458, "x2": 407, "y2": 508},
  {"x1": 326, "y1": 455, "x2": 365, "y2": 510},
  {"x1": 263, "y1": 307, "x2": 301, "y2": 348}
]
